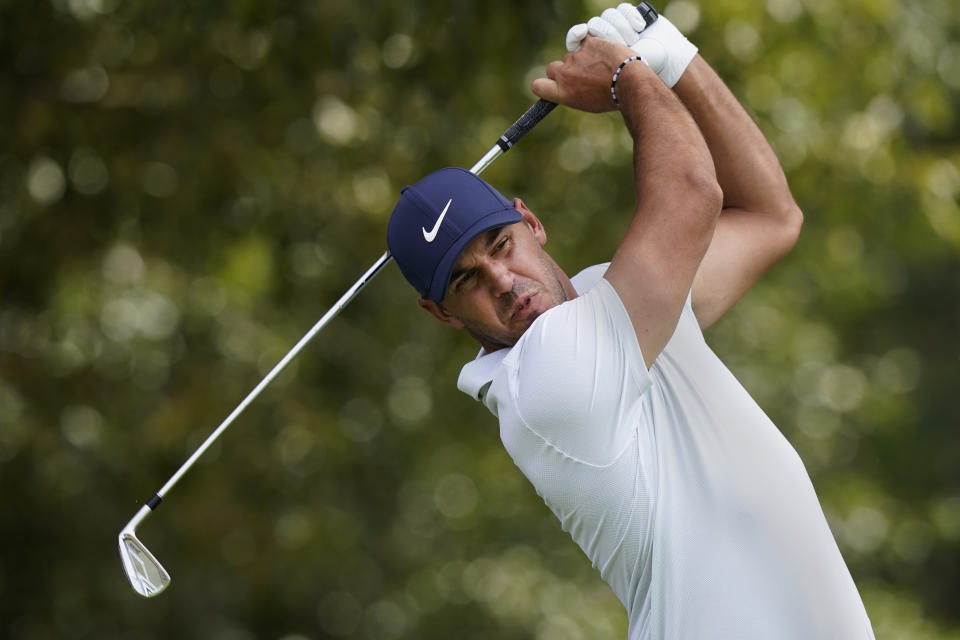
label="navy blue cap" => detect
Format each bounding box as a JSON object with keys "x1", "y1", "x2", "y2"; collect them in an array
[{"x1": 387, "y1": 167, "x2": 521, "y2": 302}]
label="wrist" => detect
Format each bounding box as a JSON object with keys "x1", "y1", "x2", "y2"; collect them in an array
[
  {"x1": 610, "y1": 56, "x2": 644, "y2": 106},
  {"x1": 609, "y1": 55, "x2": 650, "y2": 109}
]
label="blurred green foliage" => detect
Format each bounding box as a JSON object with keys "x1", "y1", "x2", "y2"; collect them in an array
[{"x1": 1, "y1": 0, "x2": 959, "y2": 638}]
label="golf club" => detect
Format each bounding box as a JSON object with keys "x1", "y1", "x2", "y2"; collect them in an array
[
  {"x1": 118, "y1": 98, "x2": 558, "y2": 598},
  {"x1": 118, "y1": 1, "x2": 661, "y2": 598}
]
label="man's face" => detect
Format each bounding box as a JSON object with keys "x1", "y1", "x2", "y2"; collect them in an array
[{"x1": 419, "y1": 200, "x2": 574, "y2": 352}]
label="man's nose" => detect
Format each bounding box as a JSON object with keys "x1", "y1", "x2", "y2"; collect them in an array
[{"x1": 487, "y1": 262, "x2": 515, "y2": 295}]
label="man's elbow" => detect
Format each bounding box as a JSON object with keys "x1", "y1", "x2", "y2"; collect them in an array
[
  {"x1": 686, "y1": 169, "x2": 724, "y2": 226},
  {"x1": 775, "y1": 201, "x2": 804, "y2": 258},
  {"x1": 679, "y1": 170, "x2": 724, "y2": 256},
  {"x1": 785, "y1": 201, "x2": 804, "y2": 243}
]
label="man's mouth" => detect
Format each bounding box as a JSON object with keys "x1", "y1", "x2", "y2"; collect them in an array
[{"x1": 510, "y1": 293, "x2": 537, "y2": 322}]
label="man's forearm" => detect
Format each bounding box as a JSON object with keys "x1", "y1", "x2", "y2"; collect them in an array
[
  {"x1": 672, "y1": 56, "x2": 799, "y2": 220},
  {"x1": 617, "y1": 59, "x2": 718, "y2": 218},
  {"x1": 675, "y1": 55, "x2": 803, "y2": 329}
]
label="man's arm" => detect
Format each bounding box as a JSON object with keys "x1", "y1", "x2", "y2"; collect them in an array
[
  {"x1": 673, "y1": 56, "x2": 804, "y2": 329},
  {"x1": 533, "y1": 37, "x2": 723, "y2": 367},
  {"x1": 571, "y1": 6, "x2": 803, "y2": 329}
]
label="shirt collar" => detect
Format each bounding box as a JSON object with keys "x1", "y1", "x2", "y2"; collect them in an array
[{"x1": 457, "y1": 346, "x2": 508, "y2": 402}]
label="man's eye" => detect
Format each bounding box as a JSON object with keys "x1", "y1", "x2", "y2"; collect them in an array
[
  {"x1": 493, "y1": 237, "x2": 509, "y2": 254},
  {"x1": 455, "y1": 272, "x2": 473, "y2": 291}
]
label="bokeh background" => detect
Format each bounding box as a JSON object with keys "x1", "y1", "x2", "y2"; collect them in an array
[{"x1": 2, "y1": 0, "x2": 959, "y2": 638}]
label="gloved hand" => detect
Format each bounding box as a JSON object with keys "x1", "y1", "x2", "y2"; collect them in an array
[{"x1": 566, "y1": 3, "x2": 698, "y2": 88}]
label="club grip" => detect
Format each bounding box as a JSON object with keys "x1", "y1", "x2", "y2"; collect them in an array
[
  {"x1": 494, "y1": 4, "x2": 657, "y2": 153},
  {"x1": 496, "y1": 99, "x2": 558, "y2": 151},
  {"x1": 636, "y1": 2, "x2": 659, "y2": 27}
]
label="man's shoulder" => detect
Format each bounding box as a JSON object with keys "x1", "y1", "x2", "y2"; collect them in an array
[
  {"x1": 457, "y1": 263, "x2": 619, "y2": 408},
  {"x1": 570, "y1": 262, "x2": 610, "y2": 295},
  {"x1": 494, "y1": 265, "x2": 652, "y2": 465}
]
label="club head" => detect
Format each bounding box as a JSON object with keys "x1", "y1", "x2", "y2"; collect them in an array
[{"x1": 119, "y1": 530, "x2": 171, "y2": 597}]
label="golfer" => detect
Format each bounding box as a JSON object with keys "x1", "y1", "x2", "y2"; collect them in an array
[{"x1": 387, "y1": 6, "x2": 875, "y2": 638}]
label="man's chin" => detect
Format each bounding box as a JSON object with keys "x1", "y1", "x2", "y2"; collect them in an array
[
  {"x1": 505, "y1": 310, "x2": 541, "y2": 342},
  {"x1": 521, "y1": 310, "x2": 541, "y2": 329}
]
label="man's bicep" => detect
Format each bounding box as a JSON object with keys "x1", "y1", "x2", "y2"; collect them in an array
[
  {"x1": 604, "y1": 232, "x2": 706, "y2": 368},
  {"x1": 692, "y1": 206, "x2": 802, "y2": 329}
]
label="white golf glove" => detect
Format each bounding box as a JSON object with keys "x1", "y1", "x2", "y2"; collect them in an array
[{"x1": 566, "y1": 3, "x2": 698, "y2": 88}]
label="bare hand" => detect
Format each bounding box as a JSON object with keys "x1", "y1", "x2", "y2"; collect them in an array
[{"x1": 531, "y1": 36, "x2": 637, "y2": 113}]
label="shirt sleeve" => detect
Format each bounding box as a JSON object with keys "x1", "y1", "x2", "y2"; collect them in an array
[{"x1": 504, "y1": 277, "x2": 653, "y2": 466}]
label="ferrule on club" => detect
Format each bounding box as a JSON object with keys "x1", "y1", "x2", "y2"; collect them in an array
[
  {"x1": 469, "y1": 146, "x2": 503, "y2": 176},
  {"x1": 122, "y1": 503, "x2": 155, "y2": 535}
]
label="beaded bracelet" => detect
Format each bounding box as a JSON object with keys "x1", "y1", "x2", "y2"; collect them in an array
[{"x1": 610, "y1": 56, "x2": 643, "y2": 106}]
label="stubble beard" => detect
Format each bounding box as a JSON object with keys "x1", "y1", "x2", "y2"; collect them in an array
[{"x1": 466, "y1": 265, "x2": 569, "y2": 351}]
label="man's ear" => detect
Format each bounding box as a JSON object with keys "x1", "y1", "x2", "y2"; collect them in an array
[
  {"x1": 513, "y1": 197, "x2": 547, "y2": 246},
  {"x1": 417, "y1": 298, "x2": 465, "y2": 329}
]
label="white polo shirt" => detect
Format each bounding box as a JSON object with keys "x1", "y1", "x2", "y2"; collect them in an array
[{"x1": 458, "y1": 264, "x2": 874, "y2": 639}]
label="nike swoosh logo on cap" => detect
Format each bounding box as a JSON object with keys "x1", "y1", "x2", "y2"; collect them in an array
[{"x1": 422, "y1": 199, "x2": 452, "y2": 243}]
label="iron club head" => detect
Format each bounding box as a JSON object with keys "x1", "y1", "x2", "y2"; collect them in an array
[{"x1": 119, "y1": 505, "x2": 171, "y2": 597}]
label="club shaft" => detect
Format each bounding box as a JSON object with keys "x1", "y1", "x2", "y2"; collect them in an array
[
  {"x1": 140, "y1": 98, "x2": 556, "y2": 511},
  {"x1": 154, "y1": 250, "x2": 393, "y2": 501}
]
